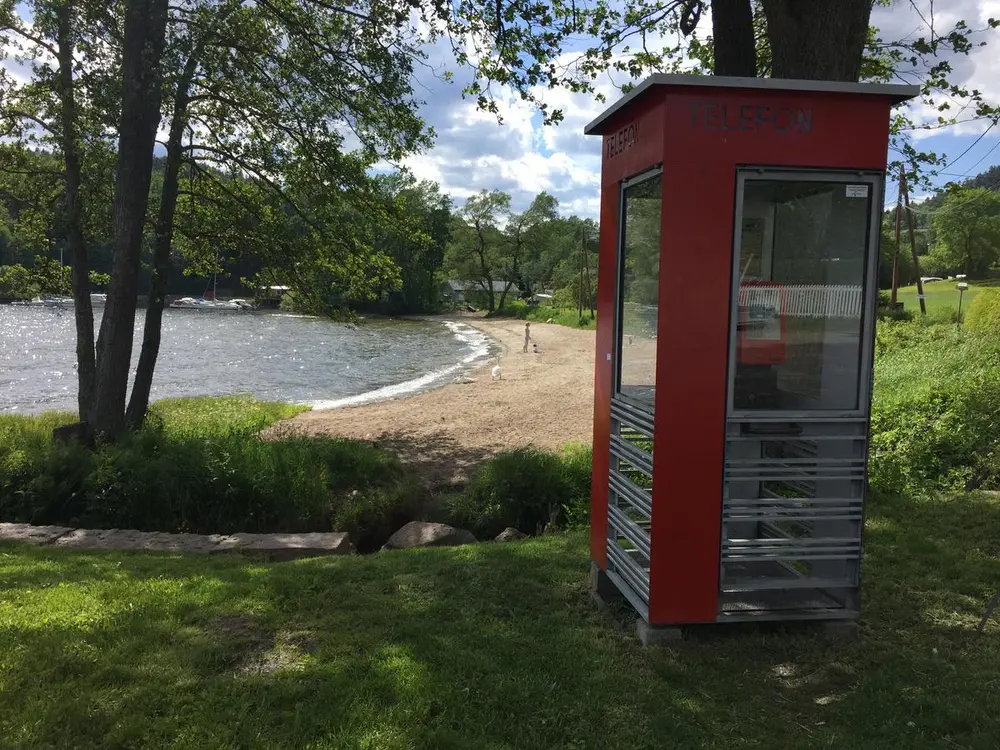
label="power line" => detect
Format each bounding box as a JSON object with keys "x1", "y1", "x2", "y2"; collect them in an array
[
  {"x1": 955, "y1": 138, "x2": 1000, "y2": 178},
  {"x1": 943, "y1": 121, "x2": 995, "y2": 172}
]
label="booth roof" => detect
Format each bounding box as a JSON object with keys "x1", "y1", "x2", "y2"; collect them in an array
[{"x1": 583, "y1": 74, "x2": 920, "y2": 136}]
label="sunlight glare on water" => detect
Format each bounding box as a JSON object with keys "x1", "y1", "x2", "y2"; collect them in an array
[{"x1": 0, "y1": 306, "x2": 490, "y2": 414}]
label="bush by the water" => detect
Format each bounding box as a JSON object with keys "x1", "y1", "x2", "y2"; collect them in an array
[
  {"x1": 493, "y1": 300, "x2": 595, "y2": 329},
  {"x1": 0, "y1": 397, "x2": 427, "y2": 552},
  {"x1": 445, "y1": 445, "x2": 592, "y2": 538},
  {"x1": 871, "y1": 319, "x2": 1000, "y2": 495}
]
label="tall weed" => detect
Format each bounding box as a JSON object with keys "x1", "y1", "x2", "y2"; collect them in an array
[{"x1": 0, "y1": 397, "x2": 426, "y2": 550}]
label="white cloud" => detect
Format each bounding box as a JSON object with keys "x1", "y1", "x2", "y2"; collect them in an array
[
  {"x1": 873, "y1": 0, "x2": 1000, "y2": 139},
  {"x1": 413, "y1": 1, "x2": 1000, "y2": 217}
]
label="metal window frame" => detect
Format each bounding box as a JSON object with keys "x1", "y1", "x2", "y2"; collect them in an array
[
  {"x1": 605, "y1": 165, "x2": 662, "y2": 615},
  {"x1": 725, "y1": 167, "x2": 884, "y2": 421},
  {"x1": 613, "y1": 166, "x2": 664, "y2": 410}
]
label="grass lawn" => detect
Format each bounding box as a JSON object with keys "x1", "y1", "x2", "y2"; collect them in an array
[
  {"x1": 1, "y1": 491, "x2": 999, "y2": 749},
  {"x1": 895, "y1": 280, "x2": 980, "y2": 317}
]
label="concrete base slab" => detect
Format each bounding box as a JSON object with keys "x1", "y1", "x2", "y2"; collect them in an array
[
  {"x1": 636, "y1": 619, "x2": 683, "y2": 646},
  {"x1": 590, "y1": 562, "x2": 624, "y2": 602},
  {"x1": 0, "y1": 523, "x2": 73, "y2": 545}
]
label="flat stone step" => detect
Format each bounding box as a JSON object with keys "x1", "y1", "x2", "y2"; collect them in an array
[
  {"x1": 213, "y1": 532, "x2": 355, "y2": 560},
  {"x1": 0, "y1": 523, "x2": 74, "y2": 545},
  {"x1": 0, "y1": 523, "x2": 354, "y2": 559}
]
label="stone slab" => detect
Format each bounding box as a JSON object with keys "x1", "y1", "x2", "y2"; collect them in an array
[
  {"x1": 214, "y1": 532, "x2": 355, "y2": 560},
  {"x1": 53, "y1": 528, "x2": 220, "y2": 554},
  {"x1": 2, "y1": 523, "x2": 355, "y2": 560},
  {"x1": 0, "y1": 522, "x2": 73, "y2": 545}
]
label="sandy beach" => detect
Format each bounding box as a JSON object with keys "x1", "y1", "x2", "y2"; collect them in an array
[{"x1": 268, "y1": 316, "x2": 598, "y2": 488}]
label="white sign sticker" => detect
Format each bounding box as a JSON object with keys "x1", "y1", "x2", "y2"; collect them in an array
[{"x1": 846, "y1": 184, "x2": 869, "y2": 198}]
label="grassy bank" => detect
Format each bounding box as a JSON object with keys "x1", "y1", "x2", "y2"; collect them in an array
[
  {"x1": 1, "y1": 486, "x2": 999, "y2": 749},
  {"x1": 492, "y1": 300, "x2": 596, "y2": 328},
  {"x1": 871, "y1": 320, "x2": 1000, "y2": 495},
  {"x1": 894, "y1": 280, "x2": 981, "y2": 318},
  {"x1": 0, "y1": 397, "x2": 428, "y2": 552},
  {"x1": 0, "y1": 397, "x2": 592, "y2": 548}
]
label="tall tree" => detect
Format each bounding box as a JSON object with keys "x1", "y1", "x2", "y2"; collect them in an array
[
  {"x1": 446, "y1": 190, "x2": 511, "y2": 313},
  {"x1": 930, "y1": 187, "x2": 1000, "y2": 277},
  {"x1": 501, "y1": 192, "x2": 558, "y2": 308},
  {"x1": 91, "y1": 0, "x2": 171, "y2": 437},
  {"x1": 371, "y1": 173, "x2": 453, "y2": 314}
]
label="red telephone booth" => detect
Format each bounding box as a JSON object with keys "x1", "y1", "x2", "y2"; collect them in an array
[{"x1": 586, "y1": 75, "x2": 917, "y2": 634}]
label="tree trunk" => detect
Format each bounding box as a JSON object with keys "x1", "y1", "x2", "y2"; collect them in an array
[
  {"x1": 711, "y1": 0, "x2": 757, "y2": 77},
  {"x1": 92, "y1": 0, "x2": 171, "y2": 438},
  {"x1": 761, "y1": 0, "x2": 872, "y2": 81},
  {"x1": 55, "y1": 4, "x2": 96, "y2": 424},
  {"x1": 125, "y1": 54, "x2": 199, "y2": 429}
]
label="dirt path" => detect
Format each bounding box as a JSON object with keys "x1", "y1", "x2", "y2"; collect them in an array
[{"x1": 267, "y1": 316, "x2": 597, "y2": 489}]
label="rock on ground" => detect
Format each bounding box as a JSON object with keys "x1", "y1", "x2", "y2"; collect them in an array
[
  {"x1": 382, "y1": 521, "x2": 477, "y2": 550},
  {"x1": 495, "y1": 527, "x2": 527, "y2": 542}
]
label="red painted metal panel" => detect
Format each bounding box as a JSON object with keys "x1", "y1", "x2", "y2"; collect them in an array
[
  {"x1": 590, "y1": 95, "x2": 665, "y2": 569},
  {"x1": 663, "y1": 89, "x2": 893, "y2": 170},
  {"x1": 647, "y1": 161, "x2": 735, "y2": 624}
]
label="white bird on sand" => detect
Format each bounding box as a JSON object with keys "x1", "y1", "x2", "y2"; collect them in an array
[{"x1": 491, "y1": 354, "x2": 502, "y2": 381}]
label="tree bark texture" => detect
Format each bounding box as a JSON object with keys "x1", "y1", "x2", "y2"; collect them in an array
[
  {"x1": 125, "y1": 53, "x2": 199, "y2": 428},
  {"x1": 761, "y1": 0, "x2": 873, "y2": 81},
  {"x1": 92, "y1": 0, "x2": 171, "y2": 438},
  {"x1": 55, "y1": 4, "x2": 96, "y2": 424},
  {"x1": 711, "y1": 0, "x2": 757, "y2": 77}
]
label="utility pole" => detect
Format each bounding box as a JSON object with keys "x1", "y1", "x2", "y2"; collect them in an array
[
  {"x1": 583, "y1": 227, "x2": 594, "y2": 318},
  {"x1": 579, "y1": 224, "x2": 586, "y2": 320},
  {"x1": 901, "y1": 165, "x2": 927, "y2": 316},
  {"x1": 891, "y1": 179, "x2": 902, "y2": 308}
]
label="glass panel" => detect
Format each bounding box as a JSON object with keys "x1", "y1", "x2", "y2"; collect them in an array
[
  {"x1": 617, "y1": 174, "x2": 662, "y2": 409},
  {"x1": 733, "y1": 179, "x2": 873, "y2": 412}
]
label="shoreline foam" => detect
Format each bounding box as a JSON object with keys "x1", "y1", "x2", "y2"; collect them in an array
[{"x1": 305, "y1": 320, "x2": 495, "y2": 411}]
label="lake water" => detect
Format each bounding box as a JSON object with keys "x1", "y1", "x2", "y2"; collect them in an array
[{"x1": 0, "y1": 306, "x2": 492, "y2": 414}]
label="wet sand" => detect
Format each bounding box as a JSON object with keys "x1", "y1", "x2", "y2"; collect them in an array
[{"x1": 267, "y1": 316, "x2": 601, "y2": 489}]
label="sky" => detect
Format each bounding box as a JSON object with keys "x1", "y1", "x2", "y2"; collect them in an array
[
  {"x1": 4, "y1": 1, "x2": 1000, "y2": 217},
  {"x1": 396, "y1": 0, "x2": 1000, "y2": 216}
]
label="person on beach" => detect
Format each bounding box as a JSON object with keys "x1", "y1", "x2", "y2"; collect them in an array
[{"x1": 523, "y1": 322, "x2": 532, "y2": 353}]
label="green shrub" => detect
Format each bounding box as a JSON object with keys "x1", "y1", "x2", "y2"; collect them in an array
[
  {"x1": 0, "y1": 397, "x2": 427, "y2": 551},
  {"x1": 446, "y1": 445, "x2": 592, "y2": 538},
  {"x1": 493, "y1": 299, "x2": 529, "y2": 319},
  {"x1": 871, "y1": 322, "x2": 1000, "y2": 495},
  {"x1": 875, "y1": 290, "x2": 913, "y2": 321},
  {"x1": 964, "y1": 288, "x2": 1000, "y2": 332}
]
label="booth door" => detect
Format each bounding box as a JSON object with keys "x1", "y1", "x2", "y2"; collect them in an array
[
  {"x1": 605, "y1": 168, "x2": 662, "y2": 618},
  {"x1": 721, "y1": 169, "x2": 882, "y2": 621}
]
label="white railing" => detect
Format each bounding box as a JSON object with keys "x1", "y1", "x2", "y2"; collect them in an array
[{"x1": 739, "y1": 284, "x2": 863, "y2": 319}]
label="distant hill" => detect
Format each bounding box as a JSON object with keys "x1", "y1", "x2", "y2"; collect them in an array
[{"x1": 965, "y1": 164, "x2": 1000, "y2": 192}]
